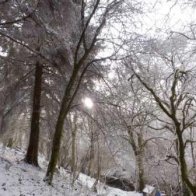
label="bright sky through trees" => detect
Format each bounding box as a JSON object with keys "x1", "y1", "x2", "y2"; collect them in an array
[
  {"x1": 82, "y1": 97, "x2": 94, "y2": 109},
  {"x1": 142, "y1": 0, "x2": 196, "y2": 36}
]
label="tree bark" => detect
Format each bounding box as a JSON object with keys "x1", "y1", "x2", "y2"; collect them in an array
[
  {"x1": 135, "y1": 151, "x2": 145, "y2": 192},
  {"x1": 135, "y1": 133, "x2": 145, "y2": 192},
  {"x1": 127, "y1": 128, "x2": 145, "y2": 192},
  {"x1": 25, "y1": 61, "x2": 42, "y2": 167}
]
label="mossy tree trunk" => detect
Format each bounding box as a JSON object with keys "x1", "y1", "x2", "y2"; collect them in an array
[{"x1": 44, "y1": 67, "x2": 79, "y2": 184}]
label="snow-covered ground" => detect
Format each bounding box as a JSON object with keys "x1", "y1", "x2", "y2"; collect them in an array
[{"x1": 0, "y1": 146, "x2": 142, "y2": 196}]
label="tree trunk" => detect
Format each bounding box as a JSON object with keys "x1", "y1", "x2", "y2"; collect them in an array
[
  {"x1": 71, "y1": 128, "x2": 76, "y2": 172},
  {"x1": 71, "y1": 114, "x2": 77, "y2": 173},
  {"x1": 25, "y1": 62, "x2": 43, "y2": 167},
  {"x1": 135, "y1": 134, "x2": 145, "y2": 192},
  {"x1": 0, "y1": 115, "x2": 4, "y2": 134},
  {"x1": 135, "y1": 150, "x2": 145, "y2": 192},
  {"x1": 71, "y1": 113, "x2": 77, "y2": 186},
  {"x1": 88, "y1": 131, "x2": 95, "y2": 177},
  {"x1": 190, "y1": 127, "x2": 195, "y2": 168},
  {"x1": 44, "y1": 68, "x2": 79, "y2": 184},
  {"x1": 92, "y1": 139, "x2": 101, "y2": 192},
  {"x1": 127, "y1": 129, "x2": 145, "y2": 192},
  {"x1": 176, "y1": 123, "x2": 196, "y2": 195},
  {"x1": 44, "y1": 110, "x2": 68, "y2": 184}
]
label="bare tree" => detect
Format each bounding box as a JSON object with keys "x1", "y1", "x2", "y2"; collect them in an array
[{"x1": 129, "y1": 58, "x2": 196, "y2": 194}]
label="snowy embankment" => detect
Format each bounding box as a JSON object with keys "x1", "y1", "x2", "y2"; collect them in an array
[{"x1": 0, "y1": 146, "x2": 141, "y2": 196}]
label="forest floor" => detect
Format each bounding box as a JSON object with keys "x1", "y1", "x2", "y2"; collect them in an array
[{"x1": 0, "y1": 146, "x2": 141, "y2": 196}]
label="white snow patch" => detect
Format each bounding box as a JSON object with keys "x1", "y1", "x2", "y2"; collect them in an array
[{"x1": 143, "y1": 185, "x2": 155, "y2": 194}]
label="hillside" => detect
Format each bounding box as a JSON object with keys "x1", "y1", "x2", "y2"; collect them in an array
[{"x1": 0, "y1": 146, "x2": 141, "y2": 196}]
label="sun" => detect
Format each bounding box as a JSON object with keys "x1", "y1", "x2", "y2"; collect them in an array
[{"x1": 82, "y1": 97, "x2": 94, "y2": 109}]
